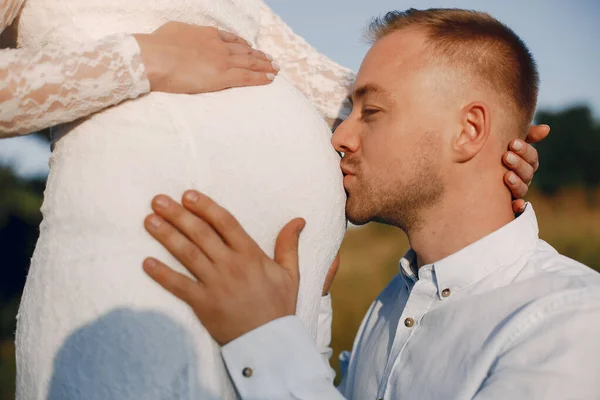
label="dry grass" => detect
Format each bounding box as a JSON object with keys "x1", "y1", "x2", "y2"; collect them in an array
[{"x1": 0, "y1": 340, "x2": 15, "y2": 400}]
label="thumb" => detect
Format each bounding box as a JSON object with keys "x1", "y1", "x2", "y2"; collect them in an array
[{"x1": 274, "y1": 218, "x2": 306, "y2": 281}]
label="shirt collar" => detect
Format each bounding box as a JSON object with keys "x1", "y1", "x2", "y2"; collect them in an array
[
  {"x1": 398, "y1": 203, "x2": 540, "y2": 296},
  {"x1": 399, "y1": 248, "x2": 418, "y2": 287}
]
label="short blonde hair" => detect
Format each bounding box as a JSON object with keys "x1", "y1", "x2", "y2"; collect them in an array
[{"x1": 368, "y1": 8, "x2": 539, "y2": 138}]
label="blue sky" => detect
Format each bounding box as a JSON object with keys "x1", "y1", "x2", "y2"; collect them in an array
[{"x1": 2, "y1": 0, "x2": 599, "y2": 177}]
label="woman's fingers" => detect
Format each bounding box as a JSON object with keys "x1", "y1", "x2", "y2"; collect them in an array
[
  {"x1": 217, "y1": 29, "x2": 250, "y2": 46},
  {"x1": 226, "y1": 43, "x2": 271, "y2": 61},
  {"x1": 512, "y1": 199, "x2": 527, "y2": 214},
  {"x1": 228, "y1": 54, "x2": 279, "y2": 73},
  {"x1": 504, "y1": 171, "x2": 528, "y2": 199},
  {"x1": 509, "y1": 139, "x2": 540, "y2": 173},
  {"x1": 504, "y1": 151, "x2": 534, "y2": 186},
  {"x1": 224, "y1": 69, "x2": 276, "y2": 88}
]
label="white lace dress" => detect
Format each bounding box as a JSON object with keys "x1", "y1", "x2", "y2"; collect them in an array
[{"x1": 0, "y1": 1, "x2": 354, "y2": 399}]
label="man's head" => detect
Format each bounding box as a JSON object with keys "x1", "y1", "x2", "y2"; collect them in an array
[{"x1": 333, "y1": 8, "x2": 539, "y2": 230}]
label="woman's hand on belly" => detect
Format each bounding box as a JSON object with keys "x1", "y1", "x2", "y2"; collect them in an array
[
  {"x1": 135, "y1": 23, "x2": 280, "y2": 94},
  {"x1": 142, "y1": 190, "x2": 305, "y2": 346}
]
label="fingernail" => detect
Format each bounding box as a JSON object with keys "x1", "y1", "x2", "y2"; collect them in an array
[
  {"x1": 511, "y1": 140, "x2": 523, "y2": 152},
  {"x1": 506, "y1": 153, "x2": 518, "y2": 166},
  {"x1": 184, "y1": 191, "x2": 199, "y2": 203},
  {"x1": 508, "y1": 173, "x2": 518, "y2": 185},
  {"x1": 265, "y1": 53, "x2": 273, "y2": 61},
  {"x1": 272, "y1": 62, "x2": 281, "y2": 71},
  {"x1": 145, "y1": 258, "x2": 157, "y2": 269},
  {"x1": 155, "y1": 196, "x2": 170, "y2": 208},
  {"x1": 149, "y1": 215, "x2": 162, "y2": 228},
  {"x1": 266, "y1": 73, "x2": 276, "y2": 81}
]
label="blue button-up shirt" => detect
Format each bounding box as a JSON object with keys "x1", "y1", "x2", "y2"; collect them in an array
[{"x1": 222, "y1": 204, "x2": 600, "y2": 399}]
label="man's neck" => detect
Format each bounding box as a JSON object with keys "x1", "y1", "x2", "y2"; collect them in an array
[{"x1": 407, "y1": 184, "x2": 515, "y2": 268}]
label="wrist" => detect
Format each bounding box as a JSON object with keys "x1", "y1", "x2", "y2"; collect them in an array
[{"x1": 133, "y1": 33, "x2": 167, "y2": 91}]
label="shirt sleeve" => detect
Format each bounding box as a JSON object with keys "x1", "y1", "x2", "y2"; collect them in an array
[
  {"x1": 0, "y1": 30, "x2": 150, "y2": 138},
  {"x1": 473, "y1": 288, "x2": 600, "y2": 400},
  {"x1": 256, "y1": 2, "x2": 354, "y2": 130},
  {"x1": 221, "y1": 316, "x2": 346, "y2": 399}
]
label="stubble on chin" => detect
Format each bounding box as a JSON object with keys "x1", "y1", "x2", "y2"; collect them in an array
[
  {"x1": 344, "y1": 190, "x2": 369, "y2": 226},
  {"x1": 386, "y1": 162, "x2": 444, "y2": 232},
  {"x1": 351, "y1": 146, "x2": 444, "y2": 231},
  {"x1": 380, "y1": 175, "x2": 444, "y2": 232}
]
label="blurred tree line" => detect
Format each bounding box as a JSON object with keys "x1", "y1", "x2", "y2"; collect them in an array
[
  {"x1": 0, "y1": 104, "x2": 599, "y2": 398},
  {"x1": 534, "y1": 106, "x2": 600, "y2": 198}
]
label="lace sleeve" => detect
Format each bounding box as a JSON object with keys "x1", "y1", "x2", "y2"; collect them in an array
[
  {"x1": 256, "y1": 2, "x2": 355, "y2": 129},
  {"x1": 0, "y1": 32, "x2": 150, "y2": 138}
]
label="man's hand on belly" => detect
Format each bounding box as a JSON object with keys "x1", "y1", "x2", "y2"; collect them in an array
[{"x1": 141, "y1": 190, "x2": 305, "y2": 346}]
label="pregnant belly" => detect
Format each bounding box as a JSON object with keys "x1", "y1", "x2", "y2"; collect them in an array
[
  {"x1": 39, "y1": 76, "x2": 346, "y2": 330},
  {"x1": 46, "y1": 76, "x2": 345, "y2": 250}
]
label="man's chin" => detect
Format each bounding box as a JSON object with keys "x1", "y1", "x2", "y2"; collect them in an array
[{"x1": 345, "y1": 203, "x2": 372, "y2": 226}]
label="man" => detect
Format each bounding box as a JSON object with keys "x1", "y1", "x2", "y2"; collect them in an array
[{"x1": 141, "y1": 8, "x2": 600, "y2": 399}]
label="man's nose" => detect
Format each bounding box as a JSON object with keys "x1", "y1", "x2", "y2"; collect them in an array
[{"x1": 332, "y1": 118, "x2": 360, "y2": 155}]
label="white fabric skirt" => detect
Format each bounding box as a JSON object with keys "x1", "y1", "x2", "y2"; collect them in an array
[{"x1": 15, "y1": 77, "x2": 346, "y2": 400}]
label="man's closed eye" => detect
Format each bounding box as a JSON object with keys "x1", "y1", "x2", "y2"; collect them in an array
[{"x1": 361, "y1": 108, "x2": 381, "y2": 121}]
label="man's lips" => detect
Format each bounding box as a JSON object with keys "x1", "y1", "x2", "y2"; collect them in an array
[
  {"x1": 340, "y1": 164, "x2": 355, "y2": 176},
  {"x1": 340, "y1": 163, "x2": 357, "y2": 190}
]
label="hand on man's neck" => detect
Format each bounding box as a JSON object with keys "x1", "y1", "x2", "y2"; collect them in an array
[{"x1": 410, "y1": 169, "x2": 516, "y2": 269}]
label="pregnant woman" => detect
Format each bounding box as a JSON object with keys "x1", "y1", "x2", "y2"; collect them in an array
[{"x1": 0, "y1": 0, "x2": 544, "y2": 398}]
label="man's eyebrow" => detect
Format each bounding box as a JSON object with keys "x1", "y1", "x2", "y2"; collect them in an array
[{"x1": 349, "y1": 83, "x2": 392, "y2": 105}]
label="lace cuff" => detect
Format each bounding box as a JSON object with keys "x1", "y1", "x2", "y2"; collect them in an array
[{"x1": 0, "y1": 33, "x2": 150, "y2": 137}]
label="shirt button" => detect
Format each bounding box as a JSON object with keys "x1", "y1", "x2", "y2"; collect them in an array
[
  {"x1": 441, "y1": 288, "x2": 451, "y2": 298},
  {"x1": 242, "y1": 367, "x2": 253, "y2": 378},
  {"x1": 404, "y1": 317, "x2": 415, "y2": 327}
]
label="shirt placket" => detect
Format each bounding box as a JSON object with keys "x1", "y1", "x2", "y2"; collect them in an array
[{"x1": 376, "y1": 266, "x2": 438, "y2": 400}]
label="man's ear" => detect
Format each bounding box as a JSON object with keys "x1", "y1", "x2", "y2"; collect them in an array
[{"x1": 451, "y1": 102, "x2": 491, "y2": 163}]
